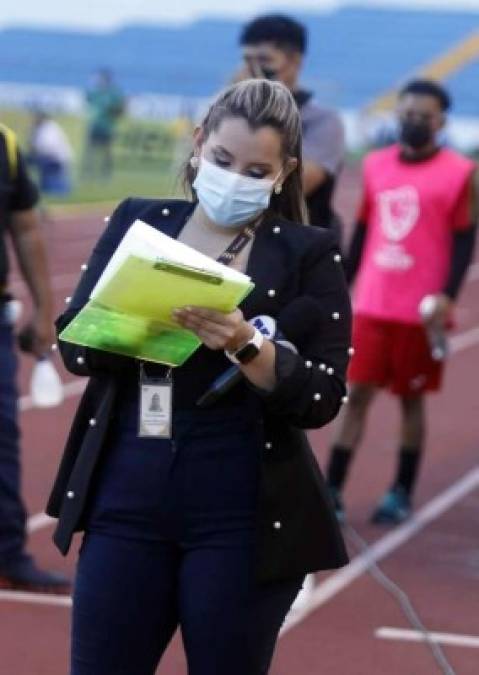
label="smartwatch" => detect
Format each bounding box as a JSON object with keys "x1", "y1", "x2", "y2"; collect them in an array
[{"x1": 225, "y1": 328, "x2": 264, "y2": 365}]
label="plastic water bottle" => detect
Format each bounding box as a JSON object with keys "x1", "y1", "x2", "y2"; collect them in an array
[
  {"x1": 4, "y1": 297, "x2": 23, "y2": 325},
  {"x1": 30, "y1": 357, "x2": 64, "y2": 408},
  {"x1": 419, "y1": 295, "x2": 448, "y2": 362}
]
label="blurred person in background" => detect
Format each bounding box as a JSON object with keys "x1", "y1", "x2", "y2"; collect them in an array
[
  {"x1": 238, "y1": 14, "x2": 345, "y2": 240},
  {"x1": 28, "y1": 110, "x2": 73, "y2": 198},
  {"x1": 0, "y1": 123, "x2": 70, "y2": 592},
  {"x1": 326, "y1": 80, "x2": 478, "y2": 525},
  {"x1": 82, "y1": 69, "x2": 125, "y2": 180}
]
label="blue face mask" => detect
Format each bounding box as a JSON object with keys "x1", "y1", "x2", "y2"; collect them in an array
[{"x1": 193, "y1": 158, "x2": 279, "y2": 228}]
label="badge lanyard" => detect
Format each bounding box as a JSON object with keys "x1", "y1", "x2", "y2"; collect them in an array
[
  {"x1": 138, "y1": 219, "x2": 260, "y2": 438},
  {"x1": 216, "y1": 222, "x2": 258, "y2": 266}
]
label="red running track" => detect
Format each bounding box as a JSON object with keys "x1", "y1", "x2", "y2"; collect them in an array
[{"x1": 1, "y1": 166, "x2": 478, "y2": 675}]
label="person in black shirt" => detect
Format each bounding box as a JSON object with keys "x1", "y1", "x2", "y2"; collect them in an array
[
  {"x1": 47, "y1": 80, "x2": 351, "y2": 674},
  {"x1": 239, "y1": 14, "x2": 345, "y2": 237},
  {"x1": 0, "y1": 123, "x2": 69, "y2": 592}
]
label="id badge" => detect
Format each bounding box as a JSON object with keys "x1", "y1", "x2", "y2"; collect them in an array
[{"x1": 138, "y1": 365, "x2": 173, "y2": 439}]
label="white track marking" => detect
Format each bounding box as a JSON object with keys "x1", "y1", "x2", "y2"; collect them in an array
[
  {"x1": 450, "y1": 326, "x2": 479, "y2": 353},
  {"x1": 468, "y1": 262, "x2": 479, "y2": 282},
  {"x1": 290, "y1": 573, "x2": 316, "y2": 612},
  {"x1": 27, "y1": 513, "x2": 56, "y2": 533},
  {"x1": 282, "y1": 466, "x2": 479, "y2": 635},
  {"x1": 0, "y1": 590, "x2": 71, "y2": 608},
  {"x1": 375, "y1": 627, "x2": 479, "y2": 649}
]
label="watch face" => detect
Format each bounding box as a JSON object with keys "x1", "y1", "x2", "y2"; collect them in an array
[{"x1": 235, "y1": 342, "x2": 260, "y2": 364}]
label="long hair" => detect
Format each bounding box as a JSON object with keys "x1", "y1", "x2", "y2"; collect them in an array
[{"x1": 182, "y1": 79, "x2": 308, "y2": 225}]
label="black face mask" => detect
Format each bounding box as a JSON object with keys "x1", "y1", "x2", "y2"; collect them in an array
[{"x1": 399, "y1": 120, "x2": 434, "y2": 149}]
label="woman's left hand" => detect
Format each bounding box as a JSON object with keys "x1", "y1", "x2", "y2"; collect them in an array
[{"x1": 172, "y1": 306, "x2": 254, "y2": 352}]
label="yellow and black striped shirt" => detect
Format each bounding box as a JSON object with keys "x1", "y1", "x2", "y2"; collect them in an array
[{"x1": 0, "y1": 126, "x2": 39, "y2": 287}]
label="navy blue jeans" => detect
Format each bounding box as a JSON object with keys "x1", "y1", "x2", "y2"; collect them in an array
[
  {"x1": 0, "y1": 312, "x2": 27, "y2": 566},
  {"x1": 72, "y1": 399, "x2": 303, "y2": 674},
  {"x1": 72, "y1": 533, "x2": 303, "y2": 675}
]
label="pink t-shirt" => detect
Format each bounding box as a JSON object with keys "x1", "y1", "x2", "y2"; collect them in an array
[{"x1": 354, "y1": 145, "x2": 475, "y2": 324}]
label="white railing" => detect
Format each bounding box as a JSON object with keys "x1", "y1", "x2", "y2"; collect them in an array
[
  {"x1": 1, "y1": 81, "x2": 479, "y2": 152},
  {"x1": 0, "y1": 80, "x2": 209, "y2": 121}
]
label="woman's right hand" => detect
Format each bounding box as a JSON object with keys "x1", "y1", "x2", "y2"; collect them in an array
[{"x1": 172, "y1": 306, "x2": 252, "y2": 352}]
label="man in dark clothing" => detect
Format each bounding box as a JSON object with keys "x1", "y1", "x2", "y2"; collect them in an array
[
  {"x1": 0, "y1": 123, "x2": 69, "y2": 592},
  {"x1": 239, "y1": 14, "x2": 345, "y2": 234}
]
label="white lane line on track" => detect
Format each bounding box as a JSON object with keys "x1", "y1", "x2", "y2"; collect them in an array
[
  {"x1": 375, "y1": 627, "x2": 479, "y2": 649},
  {"x1": 282, "y1": 466, "x2": 479, "y2": 635},
  {"x1": 27, "y1": 513, "x2": 56, "y2": 534},
  {"x1": 450, "y1": 325, "x2": 479, "y2": 353},
  {"x1": 468, "y1": 261, "x2": 479, "y2": 282},
  {"x1": 0, "y1": 589, "x2": 72, "y2": 608}
]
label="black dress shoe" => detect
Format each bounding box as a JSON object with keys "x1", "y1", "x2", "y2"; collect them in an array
[{"x1": 0, "y1": 557, "x2": 71, "y2": 594}]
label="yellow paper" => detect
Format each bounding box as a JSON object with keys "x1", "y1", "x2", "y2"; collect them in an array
[{"x1": 60, "y1": 221, "x2": 254, "y2": 366}]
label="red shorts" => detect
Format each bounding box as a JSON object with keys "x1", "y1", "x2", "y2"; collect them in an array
[{"x1": 348, "y1": 314, "x2": 444, "y2": 396}]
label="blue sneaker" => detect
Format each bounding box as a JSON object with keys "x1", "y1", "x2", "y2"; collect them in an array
[
  {"x1": 328, "y1": 486, "x2": 346, "y2": 524},
  {"x1": 371, "y1": 486, "x2": 411, "y2": 525}
]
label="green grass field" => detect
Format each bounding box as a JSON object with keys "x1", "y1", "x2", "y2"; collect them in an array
[
  {"x1": 2, "y1": 105, "x2": 373, "y2": 209},
  {"x1": 1, "y1": 106, "x2": 192, "y2": 206}
]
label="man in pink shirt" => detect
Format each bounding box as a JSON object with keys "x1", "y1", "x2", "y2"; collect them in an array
[{"x1": 326, "y1": 80, "x2": 477, "y2": 524}]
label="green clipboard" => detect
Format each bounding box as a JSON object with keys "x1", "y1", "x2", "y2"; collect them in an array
[{"x1": 60, "y1": 254, "x2": 254, "y2": 367}]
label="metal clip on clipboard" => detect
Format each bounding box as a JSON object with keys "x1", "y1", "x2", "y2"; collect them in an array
[{"x1": 153, "y1": 260, "x2": 224, "y2": 286}]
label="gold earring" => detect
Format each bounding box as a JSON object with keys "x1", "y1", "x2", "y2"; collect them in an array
[
  {"x1": 274, "y1": 184, "x2": 283, "y2": 195},
  {"x1": 190, "y1": 156, "x2": 199, "y2": 169}
]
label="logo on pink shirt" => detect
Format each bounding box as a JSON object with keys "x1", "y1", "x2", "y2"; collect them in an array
[
  {"x1": 374, "y1": 185, "x2": 420, "y2": 270},
  {"x1": 378, "y1": 185, "x2": 420, "y2": 241}
]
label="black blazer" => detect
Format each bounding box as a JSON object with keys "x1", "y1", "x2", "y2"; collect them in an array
[{"x1": 47, "y1": 198, "x2": 352, "y2": 582}]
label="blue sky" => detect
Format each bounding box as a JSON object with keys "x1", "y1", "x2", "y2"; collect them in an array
[{"x1": 2, "y1": 0, "x2": 479, "y2": 31}]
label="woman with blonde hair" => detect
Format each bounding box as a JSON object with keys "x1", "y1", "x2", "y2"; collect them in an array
[{"x1": 48, "y1": 79, "x2": 351, "y2": 674}]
